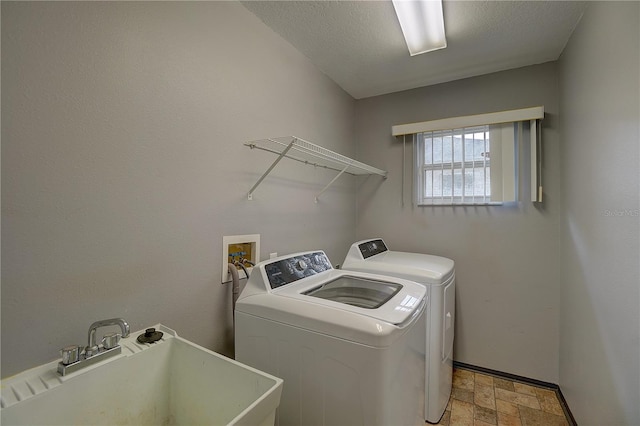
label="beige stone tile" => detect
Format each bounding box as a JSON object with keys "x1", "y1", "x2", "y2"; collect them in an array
[
  {"x1": 475, "y1": 382, "x2": 496, "y2": 410},
  {"x1": 538, "y1": 394, "x2": 565, "y2": 417},
  {"x1": 531, "y1": 387, "x2": 564, "y2": 416},
  {"x1": 454, "y1": 368, "x2": 475, "y2": 380},
  {"x1": 519, "y1": 405, "x2": 568, "y2": 426},
  {"x1": 437, "y1": 410, "x2": 451, "y2": 426},
  {"x1": 513, "y1": 382, "x2": 537, "y2": 396},
  {"x1": 494, "y1": 388, "x2": 541, "y2": 410},
  {"x1": 453, "y1": 368, "x2": 475, "y2": 391},
  {"x1": 493, "y1": 377, "x2": 515, "y2": 392},
  {"x1": 454, "y1": 373, "x2": 475, "y2": 391},
  {"x1": 475, "y1": 372, "x2": 494, "y2": 386},
  {"x1": 533, "y1": 387, "x2": 557, "y2": 400},
  {"x1": 452, "y1": 387, "x2": 475, "y2": 404},
  {"x1": 440, "y1": 371, "x2": 569, "y2": 426},
  {"x1": 450, "y1": 399, "x2": 475, "y2": 426},
  {"x1": 474, "y1": 405, "x2": 497, "y2": 425},
  {"x1": 495, "y1": 399, "x2": 520, "y2": 417},
  {"x1": 497, "y1": 411, "x2": 522, "y2": 426}
]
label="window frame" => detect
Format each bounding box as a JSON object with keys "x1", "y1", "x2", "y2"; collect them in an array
[{"x1": 415, "y1": 126, "x2": 493, "y2": 206}]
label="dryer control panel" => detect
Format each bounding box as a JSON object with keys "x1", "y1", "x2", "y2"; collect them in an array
[
  {"x1": 265, "y1": 251, "x2": 333, "y2": 289},
  {"x1": 358, "y1": 239, "x2": 388, "y2": 259}
]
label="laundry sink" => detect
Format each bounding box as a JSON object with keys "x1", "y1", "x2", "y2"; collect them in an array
[{"x1": 0, "y1": 324, "x2": 283, "y2": 425}]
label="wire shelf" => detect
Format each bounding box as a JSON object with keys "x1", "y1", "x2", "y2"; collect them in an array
[{"x1": 244, "y1": 136, "x2": 387, "y2": 201}]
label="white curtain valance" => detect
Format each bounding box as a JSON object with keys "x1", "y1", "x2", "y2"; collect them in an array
[{"x1": 391, "y1": 106, "x2": 544, "y2": 136}]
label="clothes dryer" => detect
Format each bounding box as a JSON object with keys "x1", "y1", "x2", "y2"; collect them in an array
[
  {"x1": 235, "y1": 250, "x2": 427, "y2": 426},
  {"x1": 342, "y1": 239, "x2": 455, "y2": 424}
]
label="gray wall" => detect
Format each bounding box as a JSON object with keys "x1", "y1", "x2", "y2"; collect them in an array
[
  {"x1": 558, "y1": 2, "x2": 640, "y2": 424},
  {"x1": 2, "y1": 2, "x2": 357, "y2": 377},
  {"x1": 4, "y1": 4, "x2": 639, "y2": 422},
  {"x1": 354, "y1": 63, "x2": 561, "y2": 383}
]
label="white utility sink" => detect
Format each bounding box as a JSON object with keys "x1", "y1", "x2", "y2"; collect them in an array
[{"x1": 0, "y1": 324, "x2": 283, "y2": 425}]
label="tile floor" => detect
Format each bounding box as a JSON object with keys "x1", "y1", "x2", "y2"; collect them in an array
[{"x1": 435, "y1": 367, "x2": 571, "y2": 426}]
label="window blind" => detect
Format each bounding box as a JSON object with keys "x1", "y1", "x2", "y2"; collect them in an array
[{"x1": 395, "y1": 107, "x2": 544, "y2": 205}]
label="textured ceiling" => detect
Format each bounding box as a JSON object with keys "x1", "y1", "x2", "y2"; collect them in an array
[{"x1": 242, "y1": 1, "x2": 587, "y2": 99}]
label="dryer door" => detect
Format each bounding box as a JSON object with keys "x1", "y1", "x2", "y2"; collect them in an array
[{"x1": 442, "y1": 278, "x2": 455, "y2": 360}]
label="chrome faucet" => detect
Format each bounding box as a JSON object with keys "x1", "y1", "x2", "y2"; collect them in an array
[
  {"x1": 85, "y1": 318, "x2": 130, "y2": 357},
  {"x1": 57, "y1": 317, "x2": 130, "y2": 376}
]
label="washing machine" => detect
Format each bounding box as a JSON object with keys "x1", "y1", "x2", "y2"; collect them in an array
[
  {"x1": 342, "y1": 238, "x2": 455, "y2": 424},
  {"x1": 235, "y1": 250, "x2": 427, "y2": 426}
]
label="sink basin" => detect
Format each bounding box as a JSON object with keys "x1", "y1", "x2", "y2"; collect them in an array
[{"x1": 1, "y1": 324, "x2": 283, "y2": 425}]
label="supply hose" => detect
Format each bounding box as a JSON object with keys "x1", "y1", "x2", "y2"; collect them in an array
[{"x1": 228, "y1": 263, "x2": 240, "y2": 320}]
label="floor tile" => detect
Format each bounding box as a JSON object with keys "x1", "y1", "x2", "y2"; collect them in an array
[
  {"x1": 519, "y1": 405, "x2": 568, "y2": 426},
  {"x1": 454, "y1": 368, "x2": 476, "y2": 380},
  {"x1": 533, "y1": 387, "x2": 557, "y2": 400},
  {"x1": 513, "y1": 382, "x2": 538, "y2": 396},
  {"x1": 530, "y1": 387, "x2": 565, "y2": 417},
  {"x1": 439, "y1": 367, "x2": 572, "y2": 426},
  {"x1": 452, "y1": 387, "x2": 475, "y2": 404},
  {"x1": 453, "y1": 369, "x2": 475, "y2": 391},
  {"x1": 474, "y1": 405, "x2": 497, "y2": 424},
  {"x1": 474, "y1": 382, "x2": 496, "y2": 410},
  {"x1": 450, "y1": 399, "x2": 475, "y2": 426},
  {"x1": 475, "y1": 372, "x2": 494, "y2": 386},
  {"x1": 494, "y1": 387, "x2": 541, "y2": 410},
  {"x1": 537, "y1": 394, "x2": 565, "y2": 417},
  {"x1": 493, "y1": 377, "x2": 515, "y2": 392},
  {"x1": 497, "y1": 411, "x2": 522, "y2": 426},
  {"x1": 495, "y1": 399, "x2": 520, "y2": 417}
]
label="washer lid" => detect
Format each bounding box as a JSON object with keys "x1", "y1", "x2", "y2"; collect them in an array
[
  {"x1": 236, "y1": 272, "x2": 426, "y2": 347},
  {"x1": 343, "y1": 239, "x2": 455, "y2": 285},
  {"x1": 303, "y1": 275, "x2": 402, "y2": 309},
  {"x1": 241, "y1": 267, "x2": 426, "y2": 325},
  {"x1": 236, "y1": 251, "x2": 427, "y2": 347},
  {"x1": 276, "y1": 271, "x2": 425, "y2": 325}
]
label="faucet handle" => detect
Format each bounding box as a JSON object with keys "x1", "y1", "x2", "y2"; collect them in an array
[
  {"x1": 101, "y1": 332, "x2": 121, "y2": 350},
  {"x1": 61, "y1": 345, "x2": 82, "y2": 365}
]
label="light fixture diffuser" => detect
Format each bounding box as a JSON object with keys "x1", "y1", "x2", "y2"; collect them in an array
[{"x1": 392, "y1": 0, "x2": 447, "y2": 56}]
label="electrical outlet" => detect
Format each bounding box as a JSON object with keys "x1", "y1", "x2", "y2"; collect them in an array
[{"x1": 222, "y1": 234, "x2": 260, "y2": 283}]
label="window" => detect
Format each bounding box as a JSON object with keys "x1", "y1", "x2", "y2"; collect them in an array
[
  {"x1": 414, "y1": 123, "x2": 517, "y2": 205},
  {"x1": 416, "y1": 126, "x2": 492, "y2": 205},
  {"x1": 392, "y1": 106, "x2": 543, "y2": 206}
]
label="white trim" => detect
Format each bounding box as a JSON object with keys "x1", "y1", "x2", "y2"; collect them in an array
[
  {"x1": 530, "y1": 119, "x2": 543, "y2": 202},
  {"x1": 392, "y1": 106, "x2": 544, "y2": 136},
  {"x1": 530, "y1": 119, "x2": 538, "y2": 202}
]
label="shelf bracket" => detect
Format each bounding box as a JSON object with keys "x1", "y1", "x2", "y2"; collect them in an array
[
  {"x1": 315, "y1": 162, "x2": 351, "y2": 203},
  {"x1": 247, "y1": 137, "x2": 297, "y2": 200}
]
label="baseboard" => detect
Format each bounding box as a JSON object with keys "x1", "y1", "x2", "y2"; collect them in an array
[
  {"x1": 555, "y1": 387, "x2": 578, "y2": 426},
  {"x1": 453, "y1": 361, "x2": 578, "y2": 426}
]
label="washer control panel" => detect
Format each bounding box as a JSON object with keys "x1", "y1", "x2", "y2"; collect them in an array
[
  {"x1": 358, "y1": 239, "x2": 388, "y2": 259},
  {"x1": 265, "y1": 251, "x2": 333, "y2": 289}
]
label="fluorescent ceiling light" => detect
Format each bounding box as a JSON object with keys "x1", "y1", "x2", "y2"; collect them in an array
[{"x1": 392, "y1": 0, "x2": 447, "y2": 56}]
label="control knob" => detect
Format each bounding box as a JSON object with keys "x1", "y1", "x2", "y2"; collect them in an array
[{"x1": 60, "y1": 345, "x2": 81, "y2": 365}]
